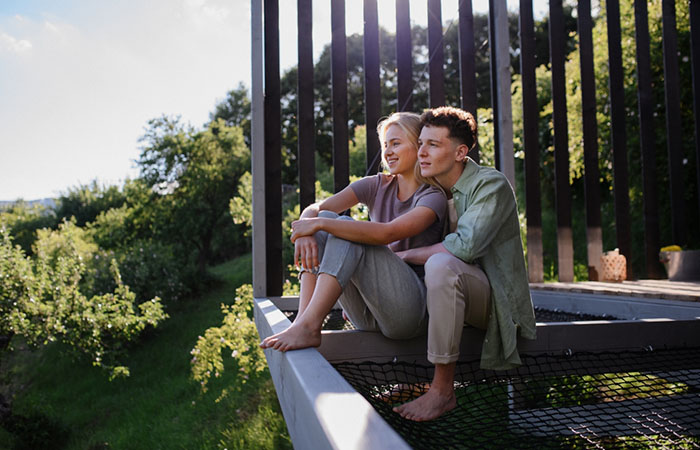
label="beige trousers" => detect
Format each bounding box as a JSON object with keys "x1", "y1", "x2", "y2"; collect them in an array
[{"x1": 425, "y1": 252, "x2": 491, "y2": 365}]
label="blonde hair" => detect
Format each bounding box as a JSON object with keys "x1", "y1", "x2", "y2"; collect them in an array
[{"x1": 376, "y1": 112, "x2": 439, "y2": 188}]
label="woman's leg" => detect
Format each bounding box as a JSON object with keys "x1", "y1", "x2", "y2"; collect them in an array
[
  {"x1": 339, "y1": 245, "x2": 428, "y2": 339},
  {"x1": 295, "y1": 210, "x2": 336, "y2": 318}
]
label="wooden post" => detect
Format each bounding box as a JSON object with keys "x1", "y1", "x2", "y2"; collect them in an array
[
  {"x1": 364, "y1": 0, "x2": 381, "y2": 176},
  {"x1": 396, "y1": 0, "x2": 413, "y2": 112},
  {"x1": 577, "y1": 0, "x2": 603, "y2": 281},
  {"x1": 427, "y1": 0, "x2": 446, "y2": 107},
  {"x1": 661, "y1": 0, "x2": 687, "y2": 246},
  {"x1": 488, "y1": 0, "x2": 515, "y2": 187},
  {"x1": 634, "y1": 0, "x2": 663, "y2": 278},
  {"x1": 549, "y1": 0, "x2": 574, "y2": 282},
  {"x1": 691, "y1": 0, "x2": 700, "y2": 216},
  {"x1": 606, "y1": 0, "x2": 634, "y2": 279},
  {"x1": 458, "y1": 0, "x2": 479, "y2": 163},
  {"x1": 251, "y1": 0, "x2": 266, "y2": 297},
  {"x1": 331, "y1": 0, "x2": 349, "y2": 193},
  {"x1": 297, "y1": 0, "x2": 315, "y2": 211},
  {"x1": 519, "y1": 0, "x2": 543, "y2": 283}
]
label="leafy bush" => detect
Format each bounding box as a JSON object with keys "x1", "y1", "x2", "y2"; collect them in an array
[{"x1": 1, "y1": 222, "x2": 168, "y2": 379}]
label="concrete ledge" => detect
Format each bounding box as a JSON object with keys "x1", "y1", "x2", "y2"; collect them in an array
[{"x1": 254, "y1": 297, "x2": 410, "y2": 450}]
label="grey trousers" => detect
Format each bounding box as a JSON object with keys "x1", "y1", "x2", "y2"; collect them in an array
[{"x1": 311, "y1": 211, "x2": 428, "y2": 339}]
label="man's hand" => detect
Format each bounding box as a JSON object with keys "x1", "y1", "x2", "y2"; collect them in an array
[{"x1": 294, "y1": 236, "x2": 319, "y2": 270}]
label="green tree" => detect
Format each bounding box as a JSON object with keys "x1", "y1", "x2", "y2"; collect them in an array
[{"x1": 137, "y1": 117, "x2": 251, "y2": 272}]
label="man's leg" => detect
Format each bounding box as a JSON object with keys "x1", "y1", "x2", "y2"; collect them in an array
[{"x1": 394, "y1": 252, "x2": 490, "y2": 421}]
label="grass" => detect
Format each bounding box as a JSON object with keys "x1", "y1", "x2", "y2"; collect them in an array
[{"x1": 1, "y1": 253, "x2": 292, "y2": 450}]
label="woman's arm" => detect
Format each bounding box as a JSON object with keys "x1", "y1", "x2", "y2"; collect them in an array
[
  {"x1": 291, "y1": 205, "x2": 438, "y2": 247},
  {"x1": 294, "y1": 186, "x2": 360, "y2": 269}
]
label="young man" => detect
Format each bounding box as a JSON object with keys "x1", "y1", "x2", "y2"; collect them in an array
[{"x1": 393, "y1": 106, "x2": 536, "y2": 421}]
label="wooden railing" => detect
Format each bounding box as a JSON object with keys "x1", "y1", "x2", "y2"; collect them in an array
[{"x1": 250, "y1": 0, "x2": 700, "y2": 298}]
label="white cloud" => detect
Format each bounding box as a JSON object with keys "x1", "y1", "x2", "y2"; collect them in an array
[{"x1": 0, "y1": 31, "x2": 32, "y2": 53}]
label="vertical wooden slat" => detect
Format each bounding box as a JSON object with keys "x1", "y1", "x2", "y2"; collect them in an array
[
  {"x1": 364, "y1": 0, "x2": 381, "y2": 176},
  {"x1": 331, "y1": 0, "x2": 349, "y2": 193},
  {"x1": 458, "y1": 0, "x2": 479, "y2": 163},
  {"x1": 489, "y1": 0, "x2": 515, "y2": 185},
  {"x1": 427, "y1": 0, "x2": 445, "y2": 107},
  {"x1": 251, "y1": 0, "x2": 266, "y2": 297},
  {"x1": 605, "y1": 0, "x2": 633, "y2": 278},
  {"x1": 549, "y1": 0, "x2": 574, "y2": 282},
  {"x1": 519, "y1": 0, "x2": 543, "y2": 283},
  {"x1": 634, "y1": 0, "x2": 663, "y2": 278},
  {"x1": 577, "y1": 0, "x2": 603, "y2": 281},
  {"x1": 691, "y1": 0, "x2": 700, "y2": 216},
  {"x1": 395, "y1": 0, "x2": 413, "y2": 112},
  {"x1": 662, "y1": 0, "x2": 687, "y2": 246},
  {"x1": 264, "y1": 0, "x2": 283, "y2": 295},
  {"x1": 298, "y1": 0, "x2": 315, "y2": 211},
  {"x1": 488, "y1": 0, "x2": 500, "y2": 169}
]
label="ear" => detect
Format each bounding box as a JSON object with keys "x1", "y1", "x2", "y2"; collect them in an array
[{"x1": 455, "y1": 143, "x2": 469, "y2": 162}]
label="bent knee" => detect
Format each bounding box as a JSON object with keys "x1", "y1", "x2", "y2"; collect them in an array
[{"x1": 425, "y1": 253, "x2": 460, "y2": 284}]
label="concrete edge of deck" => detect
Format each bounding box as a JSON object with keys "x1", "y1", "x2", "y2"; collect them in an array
[{"x1": 254, "y1": 297, "x2": 411, "y2": 450}]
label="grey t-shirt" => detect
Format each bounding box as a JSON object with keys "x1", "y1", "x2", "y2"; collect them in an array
[{"x1": 350, "y1": 174, "x2": 447, "y2": 252}]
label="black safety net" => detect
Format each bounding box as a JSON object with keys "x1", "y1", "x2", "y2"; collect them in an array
[{"x1": 333, "y1": 347, "x2": 700, "y2": 449}]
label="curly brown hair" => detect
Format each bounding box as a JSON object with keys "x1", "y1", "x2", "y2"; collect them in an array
[{"x1": 420, "y1": 106, "x2": 477, "y2": 151}]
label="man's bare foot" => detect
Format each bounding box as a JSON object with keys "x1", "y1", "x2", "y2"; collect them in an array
[
  {"x1": 259, "y1": 322, "x2": 322, "y2": 352},
  {"x1": 393, "y1": 386, "x2": 456, "y2": 421}
]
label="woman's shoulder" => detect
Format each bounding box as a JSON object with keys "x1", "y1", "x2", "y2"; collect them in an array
[{"x1": 415, "y1": 183, "x2": 446, "y2": 198}]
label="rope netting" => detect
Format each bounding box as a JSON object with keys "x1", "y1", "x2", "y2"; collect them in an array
[{"x1": 333, "y1": 347, "x2": 700, "y2": 449}]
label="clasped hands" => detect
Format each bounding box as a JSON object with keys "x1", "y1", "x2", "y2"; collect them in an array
[{"x1": 292, "y1": 218, "x2": 321, "y2": 270}]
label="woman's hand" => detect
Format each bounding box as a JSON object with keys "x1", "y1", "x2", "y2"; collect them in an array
[
  {"x1": 294, "y1": 236, "x2": 319, "y2": 270},
  {"x1": 291, "y1": 218, "x2": 322, "y2": 243}
]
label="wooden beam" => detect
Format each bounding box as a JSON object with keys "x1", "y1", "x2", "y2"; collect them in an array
[
  {"x1": 634, "y1": 0, "x2": 663, "y2": 278},
  {"x1": 605, "y1": 0, "x2": 634, "y2": 279},
  {"x1": 331, "y1": 0, "x2": 349, "y2": 193},
  {"x1": 254, "y1": 298, "x2": 411, "y2": 449},
  {"x1": 691, "y1": 0, "x2": 700, "y2": 216},
  {"x1": 577, "y1": 0, "x2": 603, "y2": 281},
  {"x1": 519, "y1": 0, "x2": 543, "y2": 283},
  {"x1": 297, "y1": 0, "x2": 315, "y2": 211},
  {"x1": 549, "y1": 0, "x2": 574, "y2": 282},
  {"x1": 488, "y1": 0, "x2": 515, "y2": 186},
  {"x1": 363, "y1": 0, "x2": 381, "y2": 176},
  {"x1": 458, "y1": 0, "x2": 479, "y2": 163},
  {"x1": 427, "y1": 0, "x2": 445, "y2": 107},
  {"x1": 264, "y1": 0, "x2": 283, "y2": 296},
  {"x1": 662, "y1": 0, "x2": 687, "y2": 246},
  {"x1": 251, "y1": 0, "x2": 266, "y2": 297},
  {"x1": 395, "y1": 0, "x2": 413, "y2": 112}
]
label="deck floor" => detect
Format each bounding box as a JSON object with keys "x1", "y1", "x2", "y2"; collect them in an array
[{"x1": 530, "y1": 280, "x2": 700, "y2": 302}]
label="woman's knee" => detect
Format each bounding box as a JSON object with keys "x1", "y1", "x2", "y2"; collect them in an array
[{"x1": 318, "y1": 210, "x2": 339, "y2": 219}]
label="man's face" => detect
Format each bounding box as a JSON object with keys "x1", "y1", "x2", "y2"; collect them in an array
[{"x1": 417, "y1": 125, "x2": 463, "y2": 183}]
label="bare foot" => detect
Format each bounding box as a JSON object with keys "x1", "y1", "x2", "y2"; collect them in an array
[
  {"x1": 393, "y1": 386, "x2": 456, "y2": 421},
  {"x1": 259, "y1": 322, "x2": 322, "y2": 352}
]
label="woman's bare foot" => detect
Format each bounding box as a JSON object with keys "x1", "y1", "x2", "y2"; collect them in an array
[
  {"x1": 259, "y1": 322, "x2": 322, "y2": 352},
  {"x1": 393, "y1": 385, "x2": 456, "y2": 421}
]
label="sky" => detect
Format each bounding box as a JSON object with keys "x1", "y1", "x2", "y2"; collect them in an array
[{"x1": 0, "y1": 0, "x2": 545, "y2": 201}]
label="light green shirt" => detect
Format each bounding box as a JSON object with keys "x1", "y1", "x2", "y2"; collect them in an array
[{"x1": 442, "y1": 158, "x2": 536, "y2": 370}]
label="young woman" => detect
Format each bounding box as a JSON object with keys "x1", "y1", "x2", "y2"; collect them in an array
[{"x1": 260, "y1": 112, "x2": 446, "y2": 352}]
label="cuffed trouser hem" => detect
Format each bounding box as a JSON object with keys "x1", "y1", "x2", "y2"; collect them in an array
[
  {"x1": 425, "y1": 252, "x2": 491, "y2": 363},
  {"x1": 427, "y1": 351, "x2": 460, "y2": 365}
]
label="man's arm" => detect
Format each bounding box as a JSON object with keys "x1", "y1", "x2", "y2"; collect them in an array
[{"x1": 395, "y1": 242, "x2": 450, "y2": 265}]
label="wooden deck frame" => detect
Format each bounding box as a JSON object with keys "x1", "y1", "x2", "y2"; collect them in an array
[{"x1": 255, "y1": 292, "x2": 700, "y2": 448}]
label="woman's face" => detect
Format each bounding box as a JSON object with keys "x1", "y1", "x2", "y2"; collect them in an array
[{"x1": 382, "y1": 124, "x2": 418, "y2": 176}]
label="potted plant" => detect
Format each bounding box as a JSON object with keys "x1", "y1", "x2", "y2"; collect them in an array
[{"x1": 659, "y1": 245, "x2": 700, "y2": 281}]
